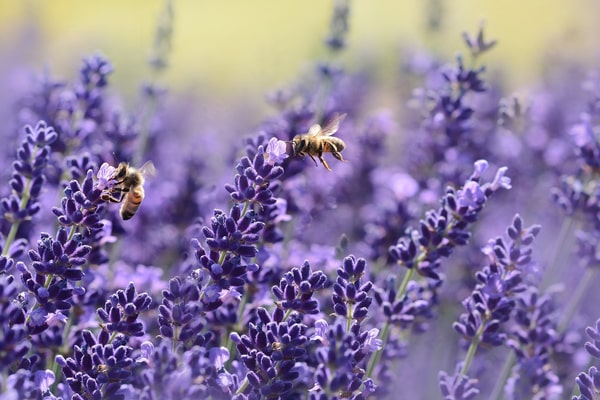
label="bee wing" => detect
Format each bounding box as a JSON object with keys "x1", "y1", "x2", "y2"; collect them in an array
[
  {"x1": 308, "y1": 123, "x2": 322, "y2": 137},
  {"x1": 138, "y1": 161, "x2": 156, "y2": 178},
  {"x1": 318, "y1": 113, "x2": 347, "y2": 136}
]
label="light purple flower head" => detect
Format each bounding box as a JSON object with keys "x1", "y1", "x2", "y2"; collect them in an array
[
  {"x1": 363, "y1": 328, "x2": 383, "y2": 353},
  {"x1": 490, "y1": 166, "x2": 512, "y2": 191},
  {"x1": 209, "y1": 347, "x2": 230, "y2": 369},
  {"x1": 96, "y1": 162, "x2": 118, "y2": 190},
  {"x1": 264, "y1": 137, "x2": 289, "y2": 166},
  {"x1": 33, "y1": 370, "x2": 55, "y2": 393},
  {"x1": 472, "y1": 159, "x2": 489, "y2": 179},
  {"x1": 457, "y1": 181, "x2": 486, "y2": 209}
]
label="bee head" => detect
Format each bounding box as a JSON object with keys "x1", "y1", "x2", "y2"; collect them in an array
[
  {"x1": 114, "y1": 162, "x2": 130, "y2": 180},
  {"x1": 291, "y1": 136, "x2": 306, "y2": 155}
]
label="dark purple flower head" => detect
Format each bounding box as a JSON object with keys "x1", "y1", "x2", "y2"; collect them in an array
[
  {"x1": 389, "y1": 161, "x2": 511, "y2": 280},
  {"x1": 225, "y1": 147, "x2": 284, "y2": 208},
  {"x1": 78, "y1": 53, "x2": 113, "y2": 89},
  {"x1": 505, "y1": 288, "x2": 562, "y2": 399},
  {"x1": 201, "y1": 206, "x2": 264, "y2": 257},
  {"x1": 439, "y1": 365, "x2": 479, "y2": 400},
  {"x1": 310, "y1": 318, "x2": 379, "y2": 398},
  {"x1": 27, "y1": 229, "x2": 90, "y2": 279},
  {"x1": 1, "y1": 121, "x2": 56, "y2": 231},
  {"x1": 462, "y1": 22, "x2": 498, "y2": 58},
  {"x1": 51, "y1": 169, "x2": 108, "y2": 230},
  {"x1": 231, "y1": 307, "x2": 307, "y2": 398},
  {"x1": 324, "y1": 0, "x2": 350, "y2": 51},
  {"x1": 574, "y1": 366, "x2": 600, "y2": 400},
  {"x1": 0, "y1": 274, "x2": 30, "y2": 370},
  {"x1": 332, "y1": 256, "x2": 373, "y2": 321},
  {"x1": 271, "y1": 260, "x2": 328, "y2": 314},
  {"x1": 96, "y1": 282, "x2": 151, "y2": 337},
  {"x1": 56, "y1": 329, "x2": 133, "y2": 400},
  {"x1": 454, "y1": 216, "x2": 541, "y2": 346},
  {"x1": 157, "y1": 275, "x2": 212, "y2": 347}
]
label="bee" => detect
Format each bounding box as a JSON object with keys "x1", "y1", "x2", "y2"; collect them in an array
[
  {"x1": 104, "y1": 161, "x2": 156, "y2": 220},
  {"x1": 96, "y1": 364, "x2": 109, "y2": 374},
  {"x1": 292, "y1": 113, "x2": 347, "y2": 171}
]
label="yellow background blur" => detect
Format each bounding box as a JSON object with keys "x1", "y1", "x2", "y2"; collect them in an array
[{"x1": 1, "y1": 0, "x2": 598, "y2": 105}]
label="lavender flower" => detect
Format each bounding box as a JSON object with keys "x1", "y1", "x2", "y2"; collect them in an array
[
  {"x1": 230, "y1": 307, "x2": 308, "y2": 398},
  {"x1": 264, "y1": 137, "x2": 289, "y2": 166},
  {"x1": 439, "y1": 365, "x2": 480, "y2": 400},
  {"x1": 96, "y1": 282, "x2": 152, "y2": 337},
  {"x1": 158, "y1": 275, "x2": 207, "y2": 345},
  {"x1": 1, "y1": 121, "x2": 57, "y2": 258},
  {"x1": 505, "y1": 289, "x2": 563, "y2": 399},
  {"x1": 388, "y1": 160, "x2": 511, "y2": 281},
  {"x1": 0, "y1": 274, "x2": 30, "y2": 370},
  {"x1": 404, "y1": 25, "x2": 497, "y2": 189},
  {"x1": 55, "y1": 329, "x2": 134, "y2": 400},
  {"x1": 309, "y1": 256, "x2": 379, "y2": 399},
  {"x1": 324, "y1": 0, "x2": 350, "y2": 51},
  {"x1": 441, "y1": 215, "x2": 541, "y2": 397},
  {"x1": 4, "y1": 4, "x2": 600, "y2": 399},
  {"x1": 572, "y1": 319, "x2": 600, "y2": 399}
]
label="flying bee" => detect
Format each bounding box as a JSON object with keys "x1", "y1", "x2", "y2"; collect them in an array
[
  {"x1": 291, "y1": 113, "x2": 347, "y2": 171},
  {"x1": 104, "y1": 161, "x2": 156, "y2": 220}
]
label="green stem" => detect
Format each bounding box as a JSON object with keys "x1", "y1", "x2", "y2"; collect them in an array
[
  {"x1": 489, "y1": 351, "x2": 515, "y2": 400},
  {"x1": 235, "y1": 377, "x2": 249, "y2": 395},
  {"x1": 540, "y1": 217, "x2": 575, "y2": 290},
  {"x1": 108, "y1": 331, "x2": 118, "y2": 344},
  {"x1": 1, "y1": 178, "x2": 32, "y2": 257},
  {"x1": 459, "y1": 322, "x2": 485, "y2": 376},
  {"x1": 558, "y1": 267, "x2": 596, "y2": 333},
  {"x1": 366, "y1": 267, "x2": 415, "y2": 379},
  {"x1": 1, "y1": 221, "x2": 21, "y2": 257},
  {"x1": 395, "y1": 267, "x2": 415, "y2": 302},
  {"x1": 67, "y1": 225, "x2": 78, "y2": 241},
  {"x1": 132, "y1": 95, "x2": 157, "y2": 168},
  {"x1": 172, "y1": 326, "x2": 180, "y2": 352},
  {"x1": 366, "y1": 318, "x2": 390, "y2": 378},
  {"x1": 282, "y1": 308, "x2": 292, "y2": 322},
  {"x1": 346, "y1": 304, "x2": 353, "y2": 332},
  {"x1": 218, "y1": 250, "x2": 227, "y2": 265},
  {"x1": 25, "y1": 274, "x2": 54, "y2": 324},
  {"x1": 240, "y1": 201, "x2": 251, "y2": 219},
  {"x1": 224, "y1": 289, "x2": 249, "y2": 366}
]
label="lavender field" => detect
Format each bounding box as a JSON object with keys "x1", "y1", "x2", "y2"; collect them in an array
[{"x1": 2, "y1": 1, "x2": 600, "y2": 399}]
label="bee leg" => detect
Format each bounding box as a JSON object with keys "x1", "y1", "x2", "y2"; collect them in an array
[
  {"x1": 102, "y1": 192, "x2": 123, "y2": 203},
  {"x1": 329, "y1": 143, "x2": 346, "y2": 162},
  {"x1": 318, "y1": 154, "x2": 332, "y2": 171},
  {"x1": 307, "y1": 154, "x2": 319, "y2": 167},
  {"x1": 331, "y1": 151, "x2": 346, "y2": 162},
  {"x1": 101, "y1": 188, "x2": 127, "y2": 203}
]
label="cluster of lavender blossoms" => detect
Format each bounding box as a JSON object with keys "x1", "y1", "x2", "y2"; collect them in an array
[{"x1": 3, "y1": 2, "x2": 600, "y2": 399}]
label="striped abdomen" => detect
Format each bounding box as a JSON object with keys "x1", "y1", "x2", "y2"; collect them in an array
[{"x1": 120, "y1": 185, "x2": 144, "y2": 220}]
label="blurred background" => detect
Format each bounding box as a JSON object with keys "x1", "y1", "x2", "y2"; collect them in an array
[
  {"x1": 1, "y1": 0, "x2": 599, "y2": 112},
  {"x1": 1, "y1": 2, "x2": 600, "y2": 397}
]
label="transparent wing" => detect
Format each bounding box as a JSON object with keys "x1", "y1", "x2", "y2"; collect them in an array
[
  {"x1": 308, "y1": 124, "x2": 322, "y2": 137},
  {"x1": 319, "y1": 113, "x2": 347, "y2": 136},
  {"x1": 138, "y1": 161, "x2": 156, "y2": 178}
]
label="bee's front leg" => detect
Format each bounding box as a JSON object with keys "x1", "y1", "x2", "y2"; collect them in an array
[
  {"x1": 318, "y1": 154, "x2": 332, "y2": 171},
  {"x1": 307, "y1": 154, "x2": 319, "y2": 167},
  {"x1": 101, "y1": 188, "x2": 126, "y2": 203}
]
